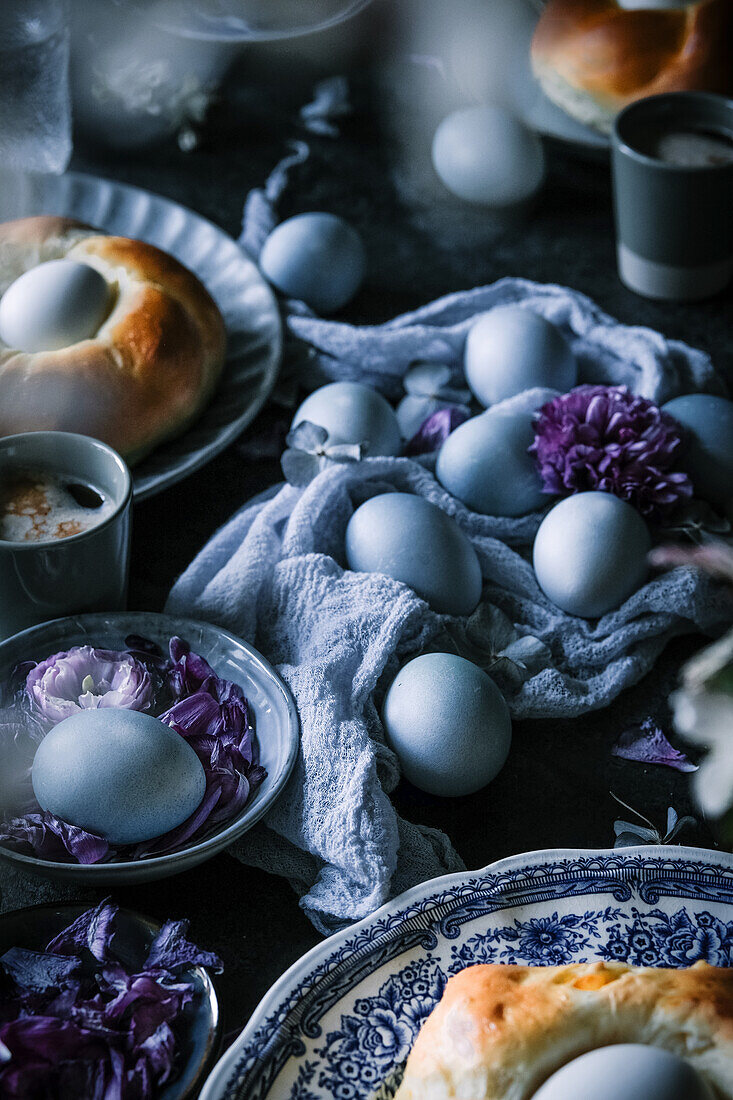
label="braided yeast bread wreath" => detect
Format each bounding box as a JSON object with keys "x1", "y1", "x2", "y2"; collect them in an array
[
  {"x1": 531, "y1": 0, "x2": 733, "y2": 134},
  {"x1": 0, "y1": 217, "x2": 226, "y2": 465},
  {"x1": 395, "y1": 960, "x2": 733, "y2": 1098}
]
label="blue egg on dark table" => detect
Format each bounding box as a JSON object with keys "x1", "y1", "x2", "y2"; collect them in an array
[
  {"x1": 31, "y1": 709, "x2": 206, "y2": 846},
  {"x1": 431, "y1": 106, "x2": 545, "y2": 208},
  {"x1": 259, "y1": 212, "x2": 366, "y2": 314},
  {"x1": 382, "y1": 652, "x2": 511, "y2": 796}
]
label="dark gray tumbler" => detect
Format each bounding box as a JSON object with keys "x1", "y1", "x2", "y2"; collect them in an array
[{"x1": 612, "y1": 92, "x2": 733, "y2": 301}]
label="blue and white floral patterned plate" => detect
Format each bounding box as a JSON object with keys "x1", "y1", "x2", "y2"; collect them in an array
[{"x1": 201, "y1": 845, "x2": 733, "y2": 1100}]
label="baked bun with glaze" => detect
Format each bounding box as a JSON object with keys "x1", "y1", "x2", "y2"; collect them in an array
[
  {"x1": 531, "y1": 0, "x2": 733, "y2": 134},
  {"x1": 0, "y1": 216, "x2": 226, "y2": 465},
  {"x1": 395, "y1": 960, "x2": 733, "y2": 1098}
]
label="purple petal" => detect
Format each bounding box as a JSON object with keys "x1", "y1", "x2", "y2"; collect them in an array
[
  {"x1": 0, "y1": 950, "x2": 79, "y2": 994},
  {"x1": 138, "y1": 1022, "x2": 177, "y2": 1083},
  {"x1": 161, "y1": 692, "x2": 223, "y2": 738},
  {"x1": 145, "y1": 919, "x2": 223, "y2": 973},
  {"x1": 46, "y1": 900, "x2": 118, "y2": 962},
  {"x1": 612, "y1": 718, "x2": 699, "y2": 772},
  {"x1": 0, "y1": 814, "x2": 109, "y2": 865},
  {"x1": 404, "y1": 406, "x2": 470, "y2": 457}
]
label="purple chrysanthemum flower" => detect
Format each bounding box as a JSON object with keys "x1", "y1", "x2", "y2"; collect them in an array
[{"x1": 529, "y1": 385, "x2": 693, "y2": 521}]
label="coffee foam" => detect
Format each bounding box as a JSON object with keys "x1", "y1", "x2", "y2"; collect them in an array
[{"x1": 0, "y1": 470, "x2": 115, "y2": 543}]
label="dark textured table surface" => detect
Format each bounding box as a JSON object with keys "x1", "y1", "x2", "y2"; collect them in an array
[{"x1": 1, "y1": 3, "x2": 731, "y2": 1065}]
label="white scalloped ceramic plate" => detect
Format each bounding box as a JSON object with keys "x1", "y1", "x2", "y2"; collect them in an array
[
  {"x1": 9, "y1": 170, "x2": 282, "y2": 500},
  {"x1": 201, "y1": 845, "x2": 733, "y2": 1100}
]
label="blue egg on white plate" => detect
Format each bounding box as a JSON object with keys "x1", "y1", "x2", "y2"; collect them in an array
[
  {"x1": 662, "y1": 393, "x2": 733, "y2": 511},
  {"x1": 292, "y1": 381, "x2": 402, "y2": 456},
  {"x1": 465, "y1": 305, "x2": 576, "y2": 407},
  {"x1": 533, "y1": 1044, "x2": 714, "y2": 1100},
  {"x1": 533, "y1": 492, "x2": 651, "y2": 618},
  {"x1": 345, "y1": 493, "x2": 482, "y2": 616},
  {"x1": 436, "y1": 409, "x2": 546, "y2": 516},
  {"x1": 0, "y1": 260, "x2": 110, "y2": 354},
  {"x1": 31, "y1": 709, "x2": 206, "y2": 846},
  {"x1": 431, "y1": 105, "x2": 545, "y2": 207},
  {"x1": 383, "y1": 652, "x2": 511, "y2": 796},
  {"x1": 259, "y1": 212, "x2": 365, "y2": 314}
]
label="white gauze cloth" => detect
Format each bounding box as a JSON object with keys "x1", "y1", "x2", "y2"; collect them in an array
[{"x1": 167, "y1": 279, "x2": 730, "y2": 933}]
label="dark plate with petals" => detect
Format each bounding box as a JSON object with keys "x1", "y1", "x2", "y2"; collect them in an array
[
  {"x1": 0, "y1": 613, "x2": 299, "y2": 884},
  {"x1": 0, "y1": 902, "x2": 221, "y2": 1100}
]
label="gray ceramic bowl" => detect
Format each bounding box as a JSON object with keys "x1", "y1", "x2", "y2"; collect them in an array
[
  {"x1": 0, "y1": 613, "x2": 299, "y2": 884},
  {"x1": 0, "y1": 901, "x2": 221, "y2": 1099}
]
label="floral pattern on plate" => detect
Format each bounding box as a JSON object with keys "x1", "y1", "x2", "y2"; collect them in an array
[{"x1": 201, "y1": 847, "x2": 733, "y2": 1100}]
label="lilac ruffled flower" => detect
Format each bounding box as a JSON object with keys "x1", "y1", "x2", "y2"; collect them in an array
[
  {"x1": 26, "y1": 648, "x2": 153, "y2": 725},
  {"x1": 530, "y1": 385, "x2": 693, "y2": 521}
]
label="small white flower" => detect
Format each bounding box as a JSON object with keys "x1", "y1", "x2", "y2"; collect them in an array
[
  {"x1": 612, "y1": 799, "x2": 696, "y2": 848},
  {"x1": 281, "y1": 420, "x2": 365, "y2": 487},
  {"x1": 436, "y1": 603, "x2": 550, "y2": 689},
  {"x1": 397, "y1": 362, "x2": 471, "y2": 441}
]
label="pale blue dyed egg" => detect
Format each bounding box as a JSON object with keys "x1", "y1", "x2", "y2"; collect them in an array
[
  {"x1": 533, "y1": 1045, "x2": 714, "y2": 1100},
  {"x1": 259, "y1": 213, "x2": 365, "y2": 313},
  {"x1": 436, "y1": 409, "x2": 546, "y2": 516},
  {"x1": 432, "y1": 105, "x2": 545, "y2": 207},
  {"x1": 465, "y1": 306, "x2": 576, "y2": 407},
  {"x1": 533, "y1": 492, "x2": 650, "y2": 618},
  {"x1": 31, "y1": 709, "x2": 206, "y2": 845},
  {"x1": 292, "y1": 381, "x2": 401, "y2": 456},
  {"x1": 662, "y1": 394, "x2": 733, "y2": 511},
  {"x1": 382, "y1": 653, "x2": 511, "y2": 796},
  {"x1": 345, "y1": 493, "x2": 482, "y2": 616},
  {"x1": 0, "y1": 260, "x2": 110, "y2": 353}
]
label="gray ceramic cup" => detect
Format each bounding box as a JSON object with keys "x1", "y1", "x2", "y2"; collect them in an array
[
  {"x1": 0, "y1": 432, "x2": 132, "y2": 640},
  {"x1": 612, "y1": 92, "x2": 733, "y2": 301}
]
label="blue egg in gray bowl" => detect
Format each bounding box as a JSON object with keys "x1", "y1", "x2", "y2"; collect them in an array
[
  {"x1": 0, "y1": 612, "x2": 300, "y2": 885},
  {"x1": 0, "y1": 901, "x2": 221, "y2": 1100}
]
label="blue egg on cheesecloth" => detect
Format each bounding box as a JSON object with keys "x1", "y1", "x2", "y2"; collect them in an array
[{"x1": 167, "y1": 91, "x2": 733, "y2": 935}]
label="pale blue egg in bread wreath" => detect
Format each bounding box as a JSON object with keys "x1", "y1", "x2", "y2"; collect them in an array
[{"x1": 533, "y1": 1044, "x2": 715, "y2": 1100}]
